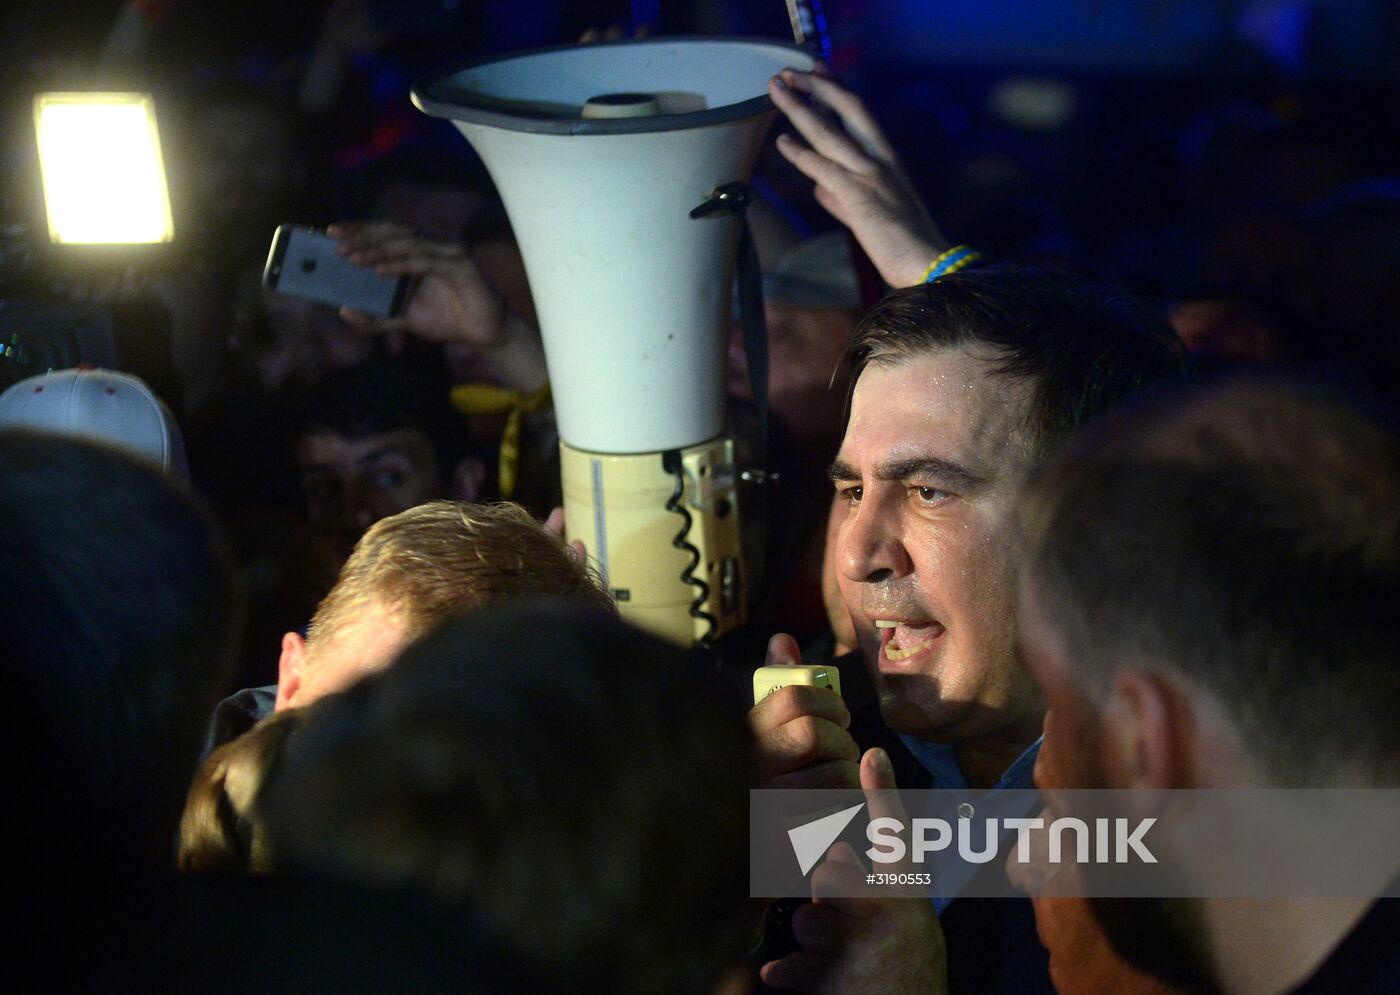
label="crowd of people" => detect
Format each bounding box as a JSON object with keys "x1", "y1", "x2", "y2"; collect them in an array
[{"x1": 2, "y1": 2, "x2": 1397, "y2": 993}]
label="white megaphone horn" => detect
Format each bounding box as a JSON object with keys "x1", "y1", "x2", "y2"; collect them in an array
[{"x1": 414, "y1": 38, "x2": 814, "y2": 645}]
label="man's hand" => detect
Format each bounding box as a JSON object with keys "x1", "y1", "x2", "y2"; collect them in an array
[
  {"x1": 761, "y1": 749, "x2": 950, "y2": 994},
  {"x1": 749, "y1": 634, "x2": 860, "y2": 791},
  {"x1": 327, "y1": 222, "x2": 511, "y2": 348},
  {"x1": 768, "y1": 67, "x2": 949, "y2": 288},
  {"x1": 329, "y1": 222, "x2": 549, "y2": 391}
]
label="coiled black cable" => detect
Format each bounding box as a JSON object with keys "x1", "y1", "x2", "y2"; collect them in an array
[{"x1": 661, "y1": 450, "x2": 717, "y2": 643}]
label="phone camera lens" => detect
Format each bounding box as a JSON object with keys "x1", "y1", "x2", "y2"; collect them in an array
[{"x1": 301, "y1": 258, "x2": 316, "y2": 273}]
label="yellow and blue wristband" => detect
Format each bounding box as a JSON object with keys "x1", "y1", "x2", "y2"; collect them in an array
[{"x1": 920, "y1": 244, "x2": 984, "y2": 283}]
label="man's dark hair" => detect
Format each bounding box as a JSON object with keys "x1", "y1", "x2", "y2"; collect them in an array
[
  {"x1": 1020, "y1": 377, "x2": 1400, "y2": 784},
  {"x1": 843, "y1": 266, "x2": 1186, "y2": 456},
  {"x1": 0, "y1": 431, "x2": 240, "y2": 868},
  {"x1": 294, "y1": 359, "x2": 483, "y2": 483},
  {"x1": 259, "y1": 602, "x2": 753, "y2": 995}
]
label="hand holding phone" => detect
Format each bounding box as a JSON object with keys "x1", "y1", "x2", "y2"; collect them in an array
[
  {"x1": 263, "y1": 224, "x2": 410, "y2": 318},
  {"x1": 322, "y1": 221, "x2": 513, "y2": 348}
]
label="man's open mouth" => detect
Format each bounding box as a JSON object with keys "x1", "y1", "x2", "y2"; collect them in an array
[{"x1": 874, "y1": 619, "x2": 945, "y2": 662}]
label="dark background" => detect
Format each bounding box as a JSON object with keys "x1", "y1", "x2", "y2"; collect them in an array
[{"x1": 5, "y1": 0, "x2": 1399, "y2": 306}]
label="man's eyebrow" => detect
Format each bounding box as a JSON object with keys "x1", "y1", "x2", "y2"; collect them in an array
[
  {"x1": 354, "y1": 446, "x2": 410, "y2": 467},
  {"x1": 828, "y1": 458, "x2": 860, "y2": 483},
  {"x1": 827, "y1": 456, "x2": 984, "y2": 491},
  {"x1": 879, "y1": 457, "x2": 984, "y2": 491}
]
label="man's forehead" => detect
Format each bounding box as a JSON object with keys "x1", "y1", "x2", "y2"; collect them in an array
[
  {"x1": 297, "y1": 429, "x2": 433, "y2": 468},
  {"x1": 840, "y1": 349, "x2": 1034, "y2": 471}
]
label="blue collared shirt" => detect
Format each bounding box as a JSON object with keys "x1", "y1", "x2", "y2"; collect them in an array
[
  {"x1": 897, "y1": 733, "x2": 1043, "y2": 913},
  {"x1": 898, "y1": 734, "x2": 1042, "y2": 792}
]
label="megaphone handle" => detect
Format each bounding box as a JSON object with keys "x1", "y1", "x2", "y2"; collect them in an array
[
  {"x1": 689, "y1": 182, "x2": 769, "y2": 471},
  {"x1": 691, "y1": 182, "x2": 774, "y2": 609}
]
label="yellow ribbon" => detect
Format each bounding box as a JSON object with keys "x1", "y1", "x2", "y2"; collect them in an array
[{"x1": 450, "y1": 380, "x2": 552, "y2": 499}]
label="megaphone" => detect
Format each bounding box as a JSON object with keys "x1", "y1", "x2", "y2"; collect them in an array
[{"x1": 414, "y1": 38, "x2": 814, "y2": 644}]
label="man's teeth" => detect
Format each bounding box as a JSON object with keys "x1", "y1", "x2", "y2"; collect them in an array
[
  {"x1": 885, "y1": 641, "x2": 918, "y2": 661},
  {"x1": 881, "y1": 623, "x2": 941, "y2": 661}
]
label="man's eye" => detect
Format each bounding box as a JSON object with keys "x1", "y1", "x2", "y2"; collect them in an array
[
  {"x1": 374, "y1": 470, "x2": 406, "y2": 490},
  {"x1": 841, "y1": 485, "x2": 863, "y2": 504},
  {"x1": 914, "y1": 486, "x2": 949, "y2": 505}
]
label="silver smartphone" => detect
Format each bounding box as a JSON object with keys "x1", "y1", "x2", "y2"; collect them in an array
[{"x1": 263, "y1": 224, "x2": 410, "y2": 318}]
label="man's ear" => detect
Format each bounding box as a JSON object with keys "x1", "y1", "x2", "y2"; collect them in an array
[
  {"x1": 451, "y1": 456, "x2": 489, "y2": 503},
  {"x1": 1102, "y1": 669, "x2": 1189, "y2": 790},
  {"x1": 275, "y1": 631, "x2": 307, "y2": 712}
]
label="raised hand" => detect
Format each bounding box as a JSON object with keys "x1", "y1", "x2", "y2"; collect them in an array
[
  {"x1": 768, "y1": 67, "x2": 950, "y2": 288},
  {"x1": 327, "y1": 222, "x2": 549, "y2": 391},
  {"x1": 328, "y1": 221, "x2": 508, "y2": 348}
]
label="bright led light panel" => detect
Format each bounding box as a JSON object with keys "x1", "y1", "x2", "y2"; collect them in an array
[{"x1": 34, "y1": 93, "x2": 175, "y2": 244}]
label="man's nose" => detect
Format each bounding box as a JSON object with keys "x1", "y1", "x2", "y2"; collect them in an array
[
  {"x1": 342, "y1": 483, "x2": 376, "y2": 534},
  {"x1": 838, "y1": 496, "x2": 913, "y2": 584}
]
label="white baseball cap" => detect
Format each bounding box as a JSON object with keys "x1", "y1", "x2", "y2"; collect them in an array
[{"x1": 0, "y1": 368, "x2": 188, "y2": 477}]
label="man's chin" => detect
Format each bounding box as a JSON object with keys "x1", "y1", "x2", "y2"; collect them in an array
[{"x1": 874, "y1": 674, "x2": 958, "y2": 741}]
